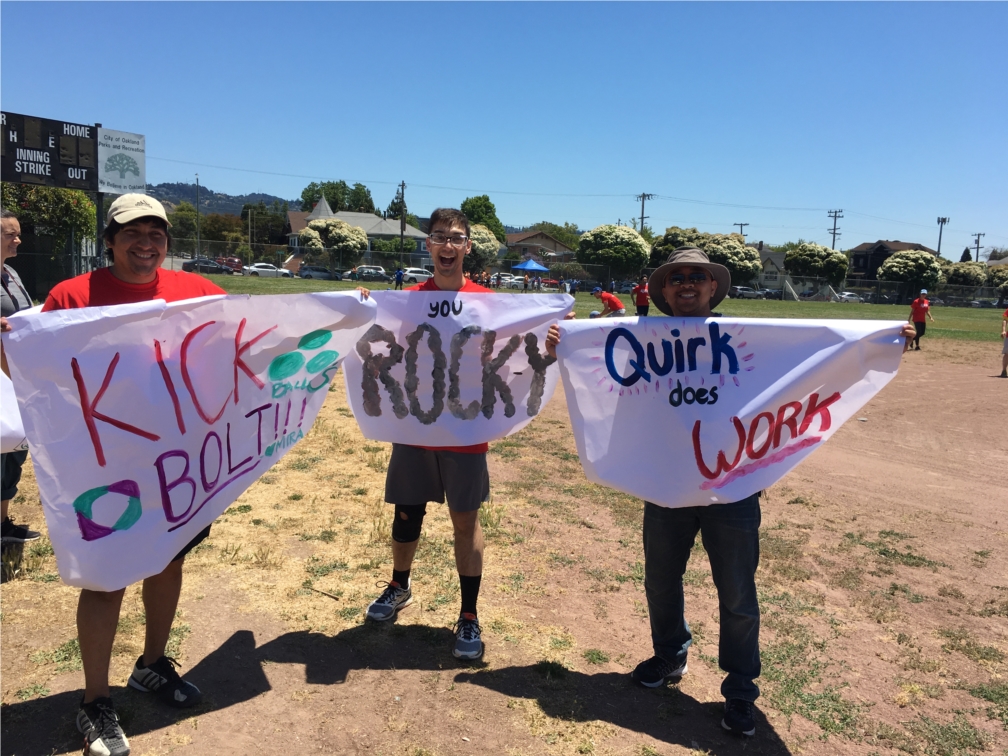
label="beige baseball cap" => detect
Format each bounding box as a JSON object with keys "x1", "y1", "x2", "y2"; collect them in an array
[{"x1": 106, "y1": 194, "x2": 171, "y2": 228}]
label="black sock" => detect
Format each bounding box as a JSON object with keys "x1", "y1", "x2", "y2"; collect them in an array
[
  {"x1": 392, "y1": 569, "x2": 410, "y2": 588},
  {"x1": 459, "y1": 574, "x2": 482, "y2": 616}
]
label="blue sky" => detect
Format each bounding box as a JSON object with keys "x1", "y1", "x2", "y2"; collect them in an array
[{"x1": 2, "y1": 2, "x2": 1006, "y2": 254}]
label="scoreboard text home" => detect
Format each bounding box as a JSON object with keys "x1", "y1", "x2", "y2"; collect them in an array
[{"x1": 1, "y1": 111, "x2": 99, "y2": 192}]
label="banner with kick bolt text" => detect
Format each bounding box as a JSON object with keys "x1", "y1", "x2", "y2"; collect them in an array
[
  {"x1": 343, "y1": 291, "x2": 573, "y2": 446},
  {"x1": 556, "y1": 317, "x2": 906, "y2": 509},
  {"x1": 3, "y1": 293, "x2": 376, "y2": 591}
]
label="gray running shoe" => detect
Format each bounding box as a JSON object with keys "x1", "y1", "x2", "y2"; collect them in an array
[
  {"x1": 77, "y1": 697, "x2": 130, "y2": 756},
  {"x1": 128, "y1": 655, "x2": 202, "y2": 708},
  {"x1": 366, "y1": 581, "x2": 412, "y2": 621},
  {"x1": 453, "y1": 613, "x2": 484, "y2": 660}
]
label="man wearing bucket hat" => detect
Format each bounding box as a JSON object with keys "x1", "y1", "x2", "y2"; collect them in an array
[{"x1": 40, "y1": 194, "x2": 225, "y2": 756}]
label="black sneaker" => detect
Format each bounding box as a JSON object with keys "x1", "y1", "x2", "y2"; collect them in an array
[
  {"x1": 77, "y1": 696, "x2": 130, "y2": 756},
  {"x1": 128, "y1": 655, "x2": 202, "y2": 708},
  {"x1": 721, "y1": 698, "x2": 756, "y2": 737},
  {"x1": 1, "y1": 517, "x2": 41, "y2": 543},
  {"x1": 630, "y1": 655, "x2": 687, "y2": 688}
]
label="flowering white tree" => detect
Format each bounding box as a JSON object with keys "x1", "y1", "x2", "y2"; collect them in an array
[
  {"x1": 298, "y1": 226, "x2": 324, "y2": 250},
  {"x1": 576, "y1": 225, "x2": 650, "y2": 278},
  {"x1": 878, "y1": 251, "x2": 943, "y2": 292},
  {"x1": 465, "y1": 224, "x2": 500, "y2": 275}
]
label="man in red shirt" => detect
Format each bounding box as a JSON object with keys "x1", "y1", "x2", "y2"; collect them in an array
[
  {"x1": 632, "y1": 274, "x2": 650, "y2": 316},
  {"x1": 1001, "y1": 307, "x2": 1007, "y2": 378},
  {"x1": 592, "y1": 286, "x2": 626, "y2": 317},
  {"x1": 365, "y1": 208, "x2": 490, "y2": 661},
  {"x1": 42, "y1": 195, "x2": 223, "y2": 756},
  {"x1": 908, "y1": 289, "x2": 936, "y2": 350}
]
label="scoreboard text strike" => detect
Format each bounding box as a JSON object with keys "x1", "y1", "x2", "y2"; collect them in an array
[{"x1": 1, "y1": 111, "x2": 99, "y2": 192}]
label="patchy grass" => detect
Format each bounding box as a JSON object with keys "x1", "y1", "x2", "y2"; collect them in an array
[
  {"x1": 583, "y1": 649, "x2": 609, "y2": 665},
  {"x1": 938, "y1": 628, "x2": 1005, "y2": 664},
  {"x1": 30, "y1": 638, "x2": 82, "y2": 672},
  {"x1": 968, "y1": 681, "x2": 1008, "y2": 730},
  {"x1": 843, "y1": 531, "x2": 943, "y2": 570},
  {"x1": 904, "y1": 713, "x2": 993, "y2": 755}
]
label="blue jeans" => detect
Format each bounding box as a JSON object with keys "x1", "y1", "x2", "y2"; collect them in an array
[{"x1": 642, "y1": 494, "x2": 761, "y2": 702}]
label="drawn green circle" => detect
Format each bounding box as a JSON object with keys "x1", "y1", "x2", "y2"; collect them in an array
[
  {"x1": 268, "y1": 351, "x2": 305, "y2": 381},
  {"x1": 306, "y1": 350, "x2": 339, "y2": 374},
  {"x1": 298, "y1": 330, "x2": 332, "y2": 350}
]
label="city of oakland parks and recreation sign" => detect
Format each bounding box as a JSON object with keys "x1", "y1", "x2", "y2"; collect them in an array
[{"x1": 1, "y1": 111, "x2": 145, "y2": 195}]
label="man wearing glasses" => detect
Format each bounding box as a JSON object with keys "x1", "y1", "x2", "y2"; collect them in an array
[{"x1": 366, "y1": 208, "x2": 490, "y2": 661}]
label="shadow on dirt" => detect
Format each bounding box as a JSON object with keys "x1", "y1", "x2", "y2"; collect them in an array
[
  {"x1": 456, "y1": 664, "x2": 795, "y2": 756},
  {"x1": 1, "y1": 623, "x2": 474, "y2": 755}
]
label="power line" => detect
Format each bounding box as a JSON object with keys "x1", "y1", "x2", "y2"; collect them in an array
[{"x1": 827, "y1": 209, "x2": 843, "y2": 250}]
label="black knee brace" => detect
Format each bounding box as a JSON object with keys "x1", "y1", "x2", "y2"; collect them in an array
[{"x1": 391, "y1": 503, "x2": 427, "y2": 543}]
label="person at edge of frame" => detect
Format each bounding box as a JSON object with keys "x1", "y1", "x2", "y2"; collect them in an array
[
  {"x1": 1000, "y1": 304, "x2": 1007, "y2": 378},
  {"x1": 364, "y1": 207, "x2": 495, "y2": 662},
  {"x1": 1, "y1": 208, "x2": 41, "y2": 544},
  {"x1": 544, "y1": 247, "x2": 917, "y2": 739}
]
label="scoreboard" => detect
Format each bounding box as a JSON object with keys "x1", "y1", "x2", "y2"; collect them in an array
[{"x1": 1, "y1": 111, "x2": 99, "y2": 192}]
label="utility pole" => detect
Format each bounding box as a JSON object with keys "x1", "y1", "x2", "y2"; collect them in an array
[
  {"x1": 635, "y1": 193, "x2": 654, "y2": 234},
  {"x1": 195, "y1": 174, "x2": 200, "y2": 258},
  {"x1": 972, "y1": 232, "x2": 985, "y2": 262},
  {"x1": 95, "y1": 122, "x2": 104, "y2": 269},
  {"x1": 398, "y1": 180, "x2": 406, "y2": 267},
  {"x1": 936, "y1": 217, "x2": 950, "y2": 257},
  {"x1": 827, "y1": 209, "x2": 843, "y2": 250},
  {"x1": 734, "y1": 222, "x2": 749, "y2": 240}
]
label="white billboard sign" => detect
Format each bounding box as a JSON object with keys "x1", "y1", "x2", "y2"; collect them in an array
[{"x1": 97, "y1": 128, "x2": 146, "y2": 195}]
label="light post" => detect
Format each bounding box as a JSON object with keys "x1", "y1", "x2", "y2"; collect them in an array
[
  {"x1": 195, "y1": 174, "x2": 200, "y2": 259},
  {"x1": 936, "y1": 217, "x2": 949, "y2": 257}
]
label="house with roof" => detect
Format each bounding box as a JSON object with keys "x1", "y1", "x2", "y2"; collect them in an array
[
  {"x1": 752, "y1": 245, "x2": 786, "y2": 289},
  {"x1": 286, "y1": 196, "x2": 427, "y2": 253},
  {"x1": 505, "y1": 230, "x2": 574, "y2": 263},
  {"x1": 848, "y1": 240, "x2": 938, "y2": 281}
]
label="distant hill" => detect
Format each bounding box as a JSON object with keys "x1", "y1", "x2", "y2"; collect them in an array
[{"x1": 146, "y1": 182, "x2": 301, "y2": 216}]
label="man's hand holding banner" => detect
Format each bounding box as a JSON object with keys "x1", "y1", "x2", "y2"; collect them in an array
[
  {"x1": 556, "y1": 316, "x2": 906, "y2": 509},
  {"x1": 3, "y1": 292, "x2": 376, "y2": 591}
]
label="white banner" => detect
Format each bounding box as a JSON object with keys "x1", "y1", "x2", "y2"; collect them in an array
[
  {"x1": 97, "y1": 128, "x2": 146, "y2": 195},
  {"x1": 343, "y1": 291, "x2": 573, "y2": 446},
  {"x1": 556, "y1": 317, "x2": 905, "y2": 509},
  {"x1": 1, "y1": 369, "x2": 28, "y2": 453},
  {"x1": 3, "y1": 293, "x2": 376, "y2": 590}
]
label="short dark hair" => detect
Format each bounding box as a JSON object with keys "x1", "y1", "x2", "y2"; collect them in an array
[
  {"x1": 428, "y1": 208, "x2": 470, "y2": 237},
  {"x1": 104, "y1": 216, "x2": 172, "y2": 259},
  {"x1": 1, "y1": 209, "x2": 17, "y2": 220}
]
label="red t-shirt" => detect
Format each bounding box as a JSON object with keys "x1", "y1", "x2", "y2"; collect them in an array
[
  {"x1": 42, "y1": 267, "x2": 225, "y2": 311},
  {"x1": 632, "y1": 284, "x2": 649, "y2": 307},
  {"x1": 909, "y1": 297, "x2": 930, "y2": 323},
  {"x1": 601, "y1": 291, "x2": 625, "y2": 312},
  {"x1": 406, "y1": 277, "x2": 491, "y2": 453}
]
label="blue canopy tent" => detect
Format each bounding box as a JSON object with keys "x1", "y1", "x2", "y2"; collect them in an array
[{"x1": 511, "y1": 259, "x2": 549, "y2": 273}]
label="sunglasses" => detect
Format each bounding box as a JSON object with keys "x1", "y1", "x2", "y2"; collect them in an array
[{"x1": 666, "y1": 272, "x2": 710, "y2": 285}]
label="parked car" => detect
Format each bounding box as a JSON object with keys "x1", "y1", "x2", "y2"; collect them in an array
[
  {"x1": 215, "y1": 256, "x2": 244, "y2": 274},
  {"x1": 728, "y1": 286, "x2": 765, "y2": 299},
  {"x1": 402, "y1": 267, "x2": 433, "y2": 284},
  {"x1": 971, "y1": 299, "x2": 998, "y2": 308},
  {"x1": 182, "y1": 257, "x2": 234, "y2": 275},
  {"x1": 762, "y1": 288, "x2": 783, "y2": 300},
  {"x1": 542, "y1": 278, "x2": 559, "y2": 289},
  {"x1": 356, "y1": 265, "x2": 391, "y2": 282},
  {"x1": 243, "y1": 262, "x2": 292, "y2": 277},
  {"x1": 297, "y1": 265, "x2": 340, "y2": 280},
  {"x1": 836, "y1": 291, "x2": 864, "y2": 303},
  {"x1": 618, "y1": 280, "x2": 636, "y2": 294}
]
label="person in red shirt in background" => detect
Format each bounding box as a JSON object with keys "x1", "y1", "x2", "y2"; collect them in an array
[
  {"x1": 592, "y1": 286, "x2": 626, "y2": 317},
  {"x1": 1000, "y1": 307, "x2": 1007, "y2": 378},
  {"x1": 365, "y1": 208, "x2": 490, "y2": 661},
  {"x1": 908, "y1": 289, "x2": 936, "y2": 350},
  {"x1": 632, "y1": 274, "x2": 650, "y2": 316}
]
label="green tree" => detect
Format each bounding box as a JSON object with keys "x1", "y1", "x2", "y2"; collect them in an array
[
  {"x1": 576, "y1": 225, "x2": 650, "y2": 278},
  {"x1": 944, "y1": 261, "x2": 988, "y2": 288},
  {"x1": 529, "y1": 221, "x2": 582, "y2": 252},
  {"x1": 987, "y1": 266, "x2": 1008, "y2": 298},
  {"x1": 347, "y1": 183, "x2": 377, "y2": 214},
  {"x1": 988, "y1": 246, "x2": 1008, "y2": 261},
  {"x1": 783, "y1": 241, "x2": 850, "y2": 287},
  {"x1": 1, "y1": 184, "x2": 96, "y2": 255},
  {"x1": 240, "y1": 201, "x2": 289, "y2": 245},
  {"x1": 167, "y1": 201, "x2": 198, "y2": 239},
  {"x1": 300, "y1": 181, "x2": 350, "y2": 213},
  {"x1": 960, "y1": 247, "x2": 972, "y2": 262},
  {"x1": 200, "y1": 213, "x2": 243, "y2": 242},
  {"x1": 305, "y1": 218, "x2": 367, "y2": 268},
  {"x1": 465, "y1": 224, "x2": 500, "y2": 275},
  {"x1": 628, "y1": 219, "x2": 656, "y2": 245},
  {"x1": 548, "y1": 262, "x2": 589, "y2": 280},
  {"x1": 877, "y1": 250, "x2": 943, "y2": 293},
  {"x1": 461, "y1": 195, "x2": 506, "y2": 243},
  {"x1": 651, "y1": 227, "x2": 761, "y2": 284},
  {"x1": 104, "y1": 153, "x2": 140, "y2": 179}
]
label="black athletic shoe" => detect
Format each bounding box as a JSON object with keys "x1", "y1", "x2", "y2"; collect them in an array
[
  {"x1": 77, "y1": 696, "x2": 130, "y2": 756},
  {"x1": 630, "y1": 655, "x2": 687, "y2": 688},
  {"x1": 128, "y1": 655, "x2": 202, "y2": 708},
  {"x1": 1, "y1": 517, "x2": 41, "y2": 543},
  {"x1": 721, "y1": 698, "x2": 756, "y2": 737}
]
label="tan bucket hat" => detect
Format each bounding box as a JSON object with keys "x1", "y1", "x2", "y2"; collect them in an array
[
  {"x1": 648, "y1": 246, "x2": 731, "y2": 316},
  {"x1": 106, "y1": 194, "x2": 171, "y2": 228}
]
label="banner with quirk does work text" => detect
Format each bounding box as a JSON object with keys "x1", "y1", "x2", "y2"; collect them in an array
[
  {"x1": 3, "y1": 293, "x2": 376, "y2": 591},
  {"x1": 343, "y1": 291, "x2": 573, "y2": 446},
  {"x1": 556, "y1": 317, "x2": 905, "y2": 509}
]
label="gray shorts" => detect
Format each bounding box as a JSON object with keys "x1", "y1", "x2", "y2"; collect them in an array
[
  {"x1": 385, "y1": 444, "x2": 489, "y2": 512},
  {"x1": 1003, "y1": 336, "x2": 1008, "y2": 355}
]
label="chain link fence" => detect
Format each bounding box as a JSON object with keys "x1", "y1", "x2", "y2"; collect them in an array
[{"x1": 4, "y1": 231, "x2": 101, "y2": 302}]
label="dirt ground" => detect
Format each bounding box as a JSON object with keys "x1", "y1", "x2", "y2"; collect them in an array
[{"x1": 2, "y1": 338, "x2": 1006, "y2": 756}]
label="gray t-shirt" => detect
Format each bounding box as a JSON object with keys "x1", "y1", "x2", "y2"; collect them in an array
[{"x1": 1, "y1": 264, "x2": 33, "y2": 317}]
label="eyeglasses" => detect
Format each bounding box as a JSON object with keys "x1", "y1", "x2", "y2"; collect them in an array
[
  {"x1": 666, "y1": 272, "x2": 710, "y2": 286},
  {"x1": 428, "y1": 233, "x2": 468, "y2": 247}
]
